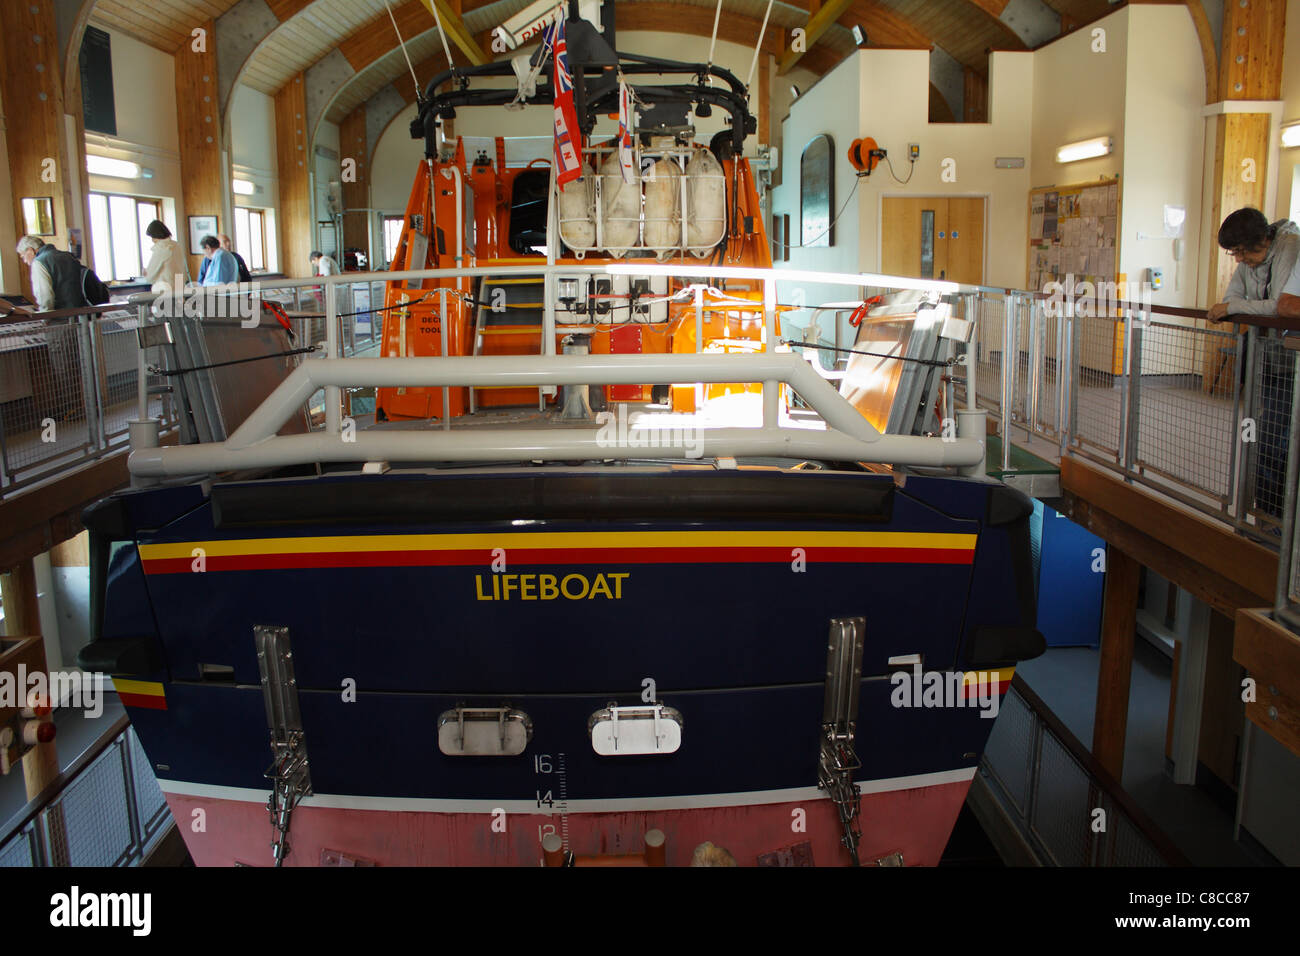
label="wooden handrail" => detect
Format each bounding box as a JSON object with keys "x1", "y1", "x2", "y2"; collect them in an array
[
  {"x1": 1010, "y1": 673, "x2": 1191, "y2": 866},
  {"x1": 0, "y1": 712, "x2": 130, "y2": 850}
]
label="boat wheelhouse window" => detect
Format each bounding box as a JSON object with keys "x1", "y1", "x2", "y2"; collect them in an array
[{"x1": 508, "y1": 168, "x2": 550, "y2": 256}]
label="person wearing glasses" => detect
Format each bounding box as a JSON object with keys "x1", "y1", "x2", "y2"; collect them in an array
[
  {"x1": 1208, "y1": 208, "x2": 1300, "y2": 523},
  {"x1": 1207, "y1": 208, "x2": 1298, "y2": 323}
]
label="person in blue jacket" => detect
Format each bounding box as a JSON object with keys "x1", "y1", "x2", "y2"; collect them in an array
[{"x1": 199, "y1": 235, "x2": 238, "y2": 286}]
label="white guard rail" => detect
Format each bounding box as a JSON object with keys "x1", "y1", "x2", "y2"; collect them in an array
[{"x1": 128, "y1": 352, "x2": 984, "y2": 476}]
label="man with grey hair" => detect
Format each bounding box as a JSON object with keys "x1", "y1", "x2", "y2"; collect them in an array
[
  {"x1": 16, "y1": 234, "x2": 86, "y2": 312},
  {"x1": 14, "y1": 235, "x2": 89, "y2": 420}
]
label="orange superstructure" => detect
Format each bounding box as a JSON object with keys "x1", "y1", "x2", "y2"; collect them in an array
[{"x1": 376, "y1": 137, "x2": 779, "y2": 422}]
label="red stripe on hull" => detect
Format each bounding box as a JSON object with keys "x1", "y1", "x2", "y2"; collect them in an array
[
  {"x1": 119, "y1": 694, "x2": 167, "y2": 710},
  {"x1": 164, "y1": 782, "x2": 971, "y2": 867},
  {"x1": 142, "y1": 546, "x2": 974, "y2": 575}
]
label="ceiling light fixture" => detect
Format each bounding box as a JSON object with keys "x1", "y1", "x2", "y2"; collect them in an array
[
  {"x1": 86, "y1": 155, "x2": 140, "y2": 179},
  {"x1": 1056, "y1": 136, "x2": 1112, "y2": 164}
]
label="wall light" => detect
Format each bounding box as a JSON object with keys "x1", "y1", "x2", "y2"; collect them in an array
[
  {"x1": 1056, "y1": 136, "x2": 1112, "y2": 164},
  {"x1": 233, "y1": 179, "x2": 256, "y2": 196},
  {"x1": 851, "y1": 25, "x2": 867, "y2": 47},
  {"x1": 790, "y1": 84, "x2": 801, "y2": 99},
  {"x1": 86, "y1": 155, "x2": 141, "y2": 178},
  {"x1": 1282, "y1": 123, "x2": 1300, "y2": 149}
]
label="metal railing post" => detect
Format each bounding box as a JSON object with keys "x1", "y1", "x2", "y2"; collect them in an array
[
  {"x1": 325, "y1": 279, "x2": 342, "y2": 435},
  {"x1": 1026, "y1": 295, "x2": 1041, "y2": 445},
  {"x1": 1001, "y1": 293, "x2": 1016, "y2": 472},
  {"x1": 136, "y1": 304, "x2": 150, "y2": 422},
  {"x1": 1272, "y1": 349, "x2": 1300, "y2": 618},
  {"x1": 1056, "y1": 305, "x2": 1068, "y2": 456},
  {"x1": 1123, "y1": 309, "x2": 1143, "y2": 476},
  {"x1": 440, "y1": 287, "x2": 451, "y2": 431},
  {"x1": 1224, "y1": 325, "x2": 1244, "y2": 519},
  {"x1": 1235, "y1": 327, "x2": 1260, "y2": 530},
  {"x1": 966, "y1": 292, "x2": 979, "y2": 411},
  {"x1": 118, "y1": 736, "x2": 143, "y2": 861},
  {"x1": 763, "y1": 275, "x2": 778, "y2": 428}
]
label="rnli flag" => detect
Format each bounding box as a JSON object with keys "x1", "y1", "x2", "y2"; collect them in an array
[
  {"x1": 617, "y1": 80, "x2": 636, "y2": 184},
  {"x1": 544, "y1": 16, "x2": 583, "y2": 189}
]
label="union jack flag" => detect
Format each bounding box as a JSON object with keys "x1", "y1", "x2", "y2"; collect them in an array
[
  {"x1": 617, "y1": 80, "x2": 636, "y2": 184},
  {"x1": 543, "y1": 15, "x2": 583, "y2": 189}
]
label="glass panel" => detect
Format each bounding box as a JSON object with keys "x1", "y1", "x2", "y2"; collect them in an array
[
  {"x1": 384, "y1": 217, "x2": 403, "y2": 266},
  {"x1": 249, "y1": 211, "x2": 265, "y2": 272},
  {"x1": 234, "y1": 208, "x2": 251, "y2": 269},
  {"x1": 109, "y1": 194, "x2": 140, "y2": 280},
  {"x1": 920, "y1": 209, "x2": 935, "y2": 280},
  {"x1": 136, "y1": 202, "x2": 155, "y2": 276},
  {"x1": 89, "y1": 193, "x2": 113, "y2": 279}
]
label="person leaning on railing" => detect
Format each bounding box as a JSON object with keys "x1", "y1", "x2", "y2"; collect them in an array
[
  {"x1": 13, "y1": 235, "x2": 89, "y2": 422},
  {"x1": 1207, "y1": 209, "x2": 1300, "y2": 523}
]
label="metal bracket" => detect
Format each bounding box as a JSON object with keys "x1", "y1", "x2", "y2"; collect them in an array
[
  {"x1": 255, "y1": 625, "x2": 311, "y2": 867},
  {"x1": 436, "y1": 705, "x2": 533, "y2": 756},
  {"x1": 588, "y1": 702, "x2": 683, "y2": 755},
  {"x1": 818, "y1": 617, "x2": 866, "y2": 866}
]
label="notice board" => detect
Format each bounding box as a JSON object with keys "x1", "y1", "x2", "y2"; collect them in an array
[{"x1": 1026, "y1": 177, "x2": 1121, "y2": 293}]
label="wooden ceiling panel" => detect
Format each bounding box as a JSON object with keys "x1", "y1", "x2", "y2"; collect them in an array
[{"x1": 89, "y1": 0, "x2": 241, "y2": 52}]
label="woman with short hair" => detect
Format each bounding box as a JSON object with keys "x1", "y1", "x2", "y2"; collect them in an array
[{"x1": 142, "y1": 220, "x2": 191, "y2": 292}]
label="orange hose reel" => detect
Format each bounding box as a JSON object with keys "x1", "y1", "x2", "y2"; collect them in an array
[{"x1": 848, "y1": 137, "x2": 881, "y2": 175}]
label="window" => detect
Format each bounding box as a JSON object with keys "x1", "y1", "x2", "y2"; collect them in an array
[
  {"x1": 234, "y1": 207, "x2": 267, "y2": 272},
  {"x1": 383, "y1": 216, "x2": 405, "y2": 267},
  {"x1": 88, "y1": 192, "x2": 160, "y2": 281}
]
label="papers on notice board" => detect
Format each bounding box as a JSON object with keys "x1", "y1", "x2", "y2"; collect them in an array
[{"x1": 1027, "y1": 180, "x2": 1119, "y2": 290}]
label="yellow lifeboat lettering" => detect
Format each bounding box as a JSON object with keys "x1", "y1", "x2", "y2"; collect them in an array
[
  {"x1": 560, "y1": 573, "x2": 589, "y2": 599},
  {"x1": 477, "y1": 571, "x2": 628, "y2": 601}
]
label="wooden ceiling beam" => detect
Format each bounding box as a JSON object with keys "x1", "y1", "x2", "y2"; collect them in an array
[
  {"x1": 779, "y1": 0, "x2": 856, "y2": 74},
  {"x1": 417, "y1": 0, "x2": 491, "y2": 66}
]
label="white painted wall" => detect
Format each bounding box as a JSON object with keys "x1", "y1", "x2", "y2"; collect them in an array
[
  {"x1": 82, "y1": 27, "x2": 184, "y2": 275},
  {"x1": 771, "y1": 48, "x2": 1034, "y2": 345},
  {"x1": 1119, "y1": 6, "x2": 1207, "y2": 309},
  {"x1": 1029, "y1": 9, "x2": 1127, "y2": 191}
]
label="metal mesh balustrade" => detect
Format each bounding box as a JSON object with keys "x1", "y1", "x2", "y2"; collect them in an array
[
  {"x1": 1130, "y1": 321, "x2": 1238, "y2": 508},
  {"x1": 973, "y1": 294, "x2": 1006, "y2": 413},
  {"x1": 1110, "y1": 808, "x2": 1168, "y2": 867},
  {"x1": 129, "y1": 727, "x2": 169, "y2": 839},
  {"x1": 49, "y1": 740, "x2": 136, "y2": 866},
  {"x1": 980, "y1": 684, "x2": 1033, "y2": 812},
  {"x1": 980, "y1": 680, "x2": 1181, "y2": 866},
  {"x1": 0, "y1": 319, "x2": 95, "y2": 486},
  {"x1": 1029, "y1": 731, "x2": 1094, "y2": 866},
  {"x1": 1069, "y1": 312, "x2": 1125, "y2": 461},
  {"x1": 0, "y1": 721, "x2": 176, "y2": 867},
  {"x1": 0, "y1": 828, "x2": 36, "y2": 867},
  {"x1": 1243, "y1": 333, "x2": 1293, "y2": 534}
]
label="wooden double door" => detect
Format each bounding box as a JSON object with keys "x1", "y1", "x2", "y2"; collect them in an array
[{"x1": 881, "y1": 197, "x2": 985, "y2": 285}]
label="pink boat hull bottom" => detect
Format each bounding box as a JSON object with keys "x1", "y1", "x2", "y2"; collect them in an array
[{"x1": 164, "y1": 780, "x2": 972, "y2": 867}]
